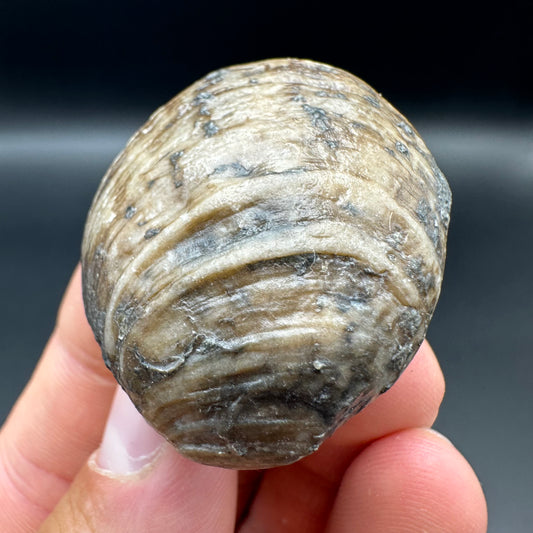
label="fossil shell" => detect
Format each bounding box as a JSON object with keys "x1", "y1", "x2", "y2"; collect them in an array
[{"x1": 81, "y1": 58, "x2": 451, "y2": 469}]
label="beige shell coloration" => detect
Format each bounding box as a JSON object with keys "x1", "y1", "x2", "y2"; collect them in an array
[{"x1": 81, "y1": 58, "x2": 451, "y2": 469}]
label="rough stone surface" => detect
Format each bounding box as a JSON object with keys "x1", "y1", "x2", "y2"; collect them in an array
[{"x1": 81, "y1": 58, "x2": 451, "y2": 469}]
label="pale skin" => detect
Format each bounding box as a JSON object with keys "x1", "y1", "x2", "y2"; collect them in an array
[{"x1": 0, "y1": 265, "x2": 487, "y2": 532}]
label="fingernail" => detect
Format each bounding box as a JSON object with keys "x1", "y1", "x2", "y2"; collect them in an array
[
  {"x1": 427, "y1": 428, "x2": 454, "y2": 446},
  {"x1": 95, "y1": 387, "x2": 165, "y2": 476}
]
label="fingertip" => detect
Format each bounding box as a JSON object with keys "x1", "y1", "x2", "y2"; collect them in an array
[
  {"x1": 324, "y1": 340, "x2": 445, "y2": 453},
  {"x1": 327, "y1": 427, "x2": 488, "y2": 533},
  {"x1": 39, "y1": 385, "x2": 238, "y2": 532},
  {"x1": 419, "y1": 340, "x2": 445, "y2": 402},
  {"x1": 388, "y1": 339, "x2": 446, "y2": 424},
  {"x1": 0, "y1": 264, "x2": 116, "y2": 532},
  {"x1": 41, "y1": 443, "x2": 238, "y2": 533},
  {"x1": 55, "y1": 264, "x2": 102, "y2": 368},
  {"x1": 94, "y1": 387, "x2": 165, "y2": 477},
  {"x1": 361, "y1": 339, "x2": 445, "y2": 428}
]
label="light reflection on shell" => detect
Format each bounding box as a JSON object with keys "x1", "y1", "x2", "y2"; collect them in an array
[{"x1": 81, "y1": 58, "x2": 451, "y2": 469}]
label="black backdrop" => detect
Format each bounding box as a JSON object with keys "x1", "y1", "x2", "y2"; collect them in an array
[
  {"x1": 1, "y1": 1, "x2": 531, "y2": 111},
  {"x1": 1, "y1": 2, "x2": 532, "y2": 532}
]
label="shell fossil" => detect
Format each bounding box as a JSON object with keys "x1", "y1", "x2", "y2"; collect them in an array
[{"x1": 81, "y1": 58, "x2": 451, "y2": 469}]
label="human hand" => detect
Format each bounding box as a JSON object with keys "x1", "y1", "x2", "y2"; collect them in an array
[{"x1": 0, "y1": 266, "x2": 487, "y2": 532}]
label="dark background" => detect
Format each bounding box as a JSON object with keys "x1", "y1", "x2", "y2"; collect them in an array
[{"x1": 1, "y1": 1, "x2": 532, "y2": 531}]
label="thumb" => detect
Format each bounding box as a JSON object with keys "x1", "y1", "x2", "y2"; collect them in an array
[{"x1": 39, "y1": 387, "x2": 237, "y2": 533}]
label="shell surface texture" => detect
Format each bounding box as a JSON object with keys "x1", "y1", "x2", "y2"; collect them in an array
[{"x1": 81, "y1": 58, "x2": 451, "y2": 469}]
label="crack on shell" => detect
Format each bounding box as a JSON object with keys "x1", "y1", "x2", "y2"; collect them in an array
[
  {"x1": 212, "y1": 161, "x2": 254, "y2": 178},
  {"x1": 395, "y1": 141, "x2": 410, "y2": 158},
  {"x1": 203, "y1": 120, "x2": 219, "y2": 137},
  {"x1": 405, "y1": 257, "x2": 436, "y2": 297},
  {"x1": 302, "y1": 104, "x2": 331, "y2": 132},
  {"x1": 144, "y1": 227, "x2": 161, "y2": 239},
  {"x1": 124, "y1": 205, "x2": 137, "y2": 219},
  {"x1": 363, "y1": 94, "x2": 381, "y2": 108},
  {"x1": 397, "y1": 120, "x2": 415, "y2": 136}
]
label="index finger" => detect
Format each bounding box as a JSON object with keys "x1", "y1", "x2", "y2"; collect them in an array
[
  {"x1": 238, "y1": 341, "x2": 445, "y2": 531},
  {"x1": 309, "y1": 339, "x2": 446, "y2": 480},
  {"x1": 0, "y1": 265, "x2": 116, "y2": 531}
]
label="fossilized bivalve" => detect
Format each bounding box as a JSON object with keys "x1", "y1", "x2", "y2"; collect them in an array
[{"x1": 81, "y1": 58, "x2": 451, "y2": 469}]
